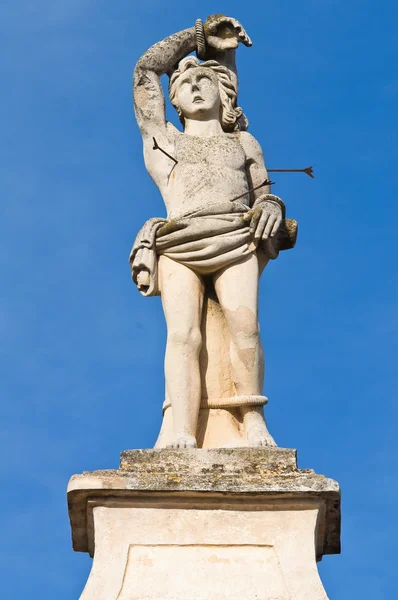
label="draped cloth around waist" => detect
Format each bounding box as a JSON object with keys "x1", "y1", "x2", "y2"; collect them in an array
[
  {"x1": 129, "y1": 193, "x2": 292, "y2": 296},
  {"x1": 129, "y1": 208, "x2": 262, "y2": 296}
]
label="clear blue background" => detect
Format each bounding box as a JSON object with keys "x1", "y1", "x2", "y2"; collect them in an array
[{"x1": 1, "y1": 0, "x2": 397, "y2": 597}]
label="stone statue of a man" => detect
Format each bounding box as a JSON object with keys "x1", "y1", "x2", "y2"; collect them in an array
[{"x1": 130, "y1": 15, "x2": 296, "y2": 449}]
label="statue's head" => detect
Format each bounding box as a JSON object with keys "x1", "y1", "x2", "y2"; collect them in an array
[{"x1": 169, "y1": 57, "x2": 248, "y2": 132}]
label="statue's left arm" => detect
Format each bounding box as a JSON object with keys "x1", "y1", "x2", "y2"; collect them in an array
[{"x1": 240, "y1": 131, "x2": 285, "y2": 245}]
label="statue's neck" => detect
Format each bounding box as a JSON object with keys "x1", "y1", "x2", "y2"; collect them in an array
[{"x1": 183, "y1": 118, "x2": 224, "y2": 137}]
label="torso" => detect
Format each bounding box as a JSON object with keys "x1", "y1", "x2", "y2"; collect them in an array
[{"x1": 155, "y1": 131, "x2": 250, "y2": 218}]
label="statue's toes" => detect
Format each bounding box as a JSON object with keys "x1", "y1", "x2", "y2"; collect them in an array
[
  {"x1": 263, "y1": 436, "x2": 277, "y2": 447},
  {"x1": 171, "y1": 436, "x2": 197, "y2": 449},
  {"x1": 247, "y1": 431, "x2": 277, "y2": 448}
]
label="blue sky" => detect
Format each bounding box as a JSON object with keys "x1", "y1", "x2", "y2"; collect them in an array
[{"x1": 1, "y1": 0, "x2": 397, "y2": 597}]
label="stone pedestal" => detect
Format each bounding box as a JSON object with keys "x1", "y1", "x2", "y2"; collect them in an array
[{"x1": 68, "y1": 449, "x2": 340, "y2": 600}]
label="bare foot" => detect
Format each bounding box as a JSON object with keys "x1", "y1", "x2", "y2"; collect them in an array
[
  {"x1": 242, "y1": 407, "x2": 277, "y2": 447},
  {"x1": 247, "y1": 422, "x2": 277, "y2": 447},
  {"x1": 167, "y1": 435, "x2": 197, "y2": 449}
]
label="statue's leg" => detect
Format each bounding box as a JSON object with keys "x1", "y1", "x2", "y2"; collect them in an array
[
  {"x1": 213, "y1": 253, "x2": 263, "y2": 395},
  {"x1": 158, "y1": 255, "x2": 204, "y2": 448},
  {"x1": 213, "y1": 253, "x2": 276, "y2": 447}
]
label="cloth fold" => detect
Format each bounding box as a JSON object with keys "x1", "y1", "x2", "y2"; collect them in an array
[{"x1": 129, "y1": 197, "x2": 286, "y2": 297}]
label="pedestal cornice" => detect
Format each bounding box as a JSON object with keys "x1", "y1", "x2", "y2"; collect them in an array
[{"x1": 67, "y1": 448, "x2": 340, "y2": 560}]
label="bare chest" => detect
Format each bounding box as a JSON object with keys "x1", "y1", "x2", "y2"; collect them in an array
[{"x1": 174, "y1": 134, "x2": 246, "y2": 170}]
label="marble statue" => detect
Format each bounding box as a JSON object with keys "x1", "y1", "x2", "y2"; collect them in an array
[{"x1": 130, "y1": 15, "x2": 297, "y2": 450}]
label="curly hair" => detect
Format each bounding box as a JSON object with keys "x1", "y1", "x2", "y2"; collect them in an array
[{"x1": 169, "y1": 56, "x2": 248, "y2": 132}]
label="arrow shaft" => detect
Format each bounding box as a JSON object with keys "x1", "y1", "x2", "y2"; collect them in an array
[
  {"x1": 152, "y1": 137, "x2": 178, "y2": 164},
  {"x1": 268, "y1": 166, "x2": 314, "y2": 178},
  {"x1": 152, "y1": 139, "x2": 314, "y2": 179},
  {"x1": 229, "y1": 179, "x2": 275, "y2": 203}
]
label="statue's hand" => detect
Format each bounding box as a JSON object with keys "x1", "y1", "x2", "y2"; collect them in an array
[
  {"x1": 250, "y1": 196, "x2": 283, "y2": 246},
  {"x1": 137, "y1": 269, "x2": 150, "y2": 292},
  {"x1": 204, "y1": 14, "x2": 252, "y2": 51}
]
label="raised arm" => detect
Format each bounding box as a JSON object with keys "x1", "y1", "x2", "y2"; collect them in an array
[
  {"x1": 133, "y1": 15, "x2": 252, "y2": 140},
  {"x1": 202, "y1": 15, "x2": 252, "y2": 107},
  {"x1": 133, "y1": 27, "x2": 197, "y2": 140}
]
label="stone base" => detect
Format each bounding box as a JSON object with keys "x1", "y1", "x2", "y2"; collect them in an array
[{"x1": 68, "y1": 449, "x2": 340, "y2": 600}]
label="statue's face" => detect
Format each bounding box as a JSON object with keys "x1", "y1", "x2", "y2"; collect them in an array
[{"x1": 176, "y1": 67, "x2": 221, "y2": 121}]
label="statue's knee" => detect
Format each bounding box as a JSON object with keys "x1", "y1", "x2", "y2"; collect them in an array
[
  {"x1": 168, "y1": 326, "x2": 202, "y2": 351},
  {"x1": 232, "y1": 321, "x2": 261, "y2": 349}
]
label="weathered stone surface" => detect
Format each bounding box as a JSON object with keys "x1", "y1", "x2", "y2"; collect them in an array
[
  {"x1": 129, "y1": 14, "x2": 299, "y2": 449},
  {"x1": 120, "y1": 447, "x2": 298, "y2": 474},
  {"x1": 68, "y1": 448, "x2": 340, "y2": 558},
  {"x1": 80, "y1": 502, "x2": 330, "y2": 599}
]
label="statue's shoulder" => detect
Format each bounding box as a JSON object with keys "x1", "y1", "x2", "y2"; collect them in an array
[
  {"x1": 166, "y1": 121, "x2": 181, "y2": 138},
  {"x1": 237, "y1": 131, "x2": 263, "y2": 159}
]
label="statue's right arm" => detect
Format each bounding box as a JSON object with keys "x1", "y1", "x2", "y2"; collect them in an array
[{"x1": 133, "y1": 27, "x2": 196, "y2": 142}]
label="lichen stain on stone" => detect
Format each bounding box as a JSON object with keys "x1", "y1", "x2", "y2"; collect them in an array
[
  {"x1": 136, "y1": 555, "x2": 153, "y2": 567},
  {"x1": 238, "y1": 346, "x2": 256, "y2": 371},
  {"x1": 165, "y1": 473, "x2": 182, "y2": 484},
  {"x1": 224, "y1": 305, "x2": 258, "y2": 337},
  {"x1": 134, "y1": 84, "x2": 150, "y2": 109},
  {"x1": 158, "y1": 219, "x2": 178, "y2": 236},
  {"x1": 208, "y1": 553, "x2": 230, "y2": 564}
]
